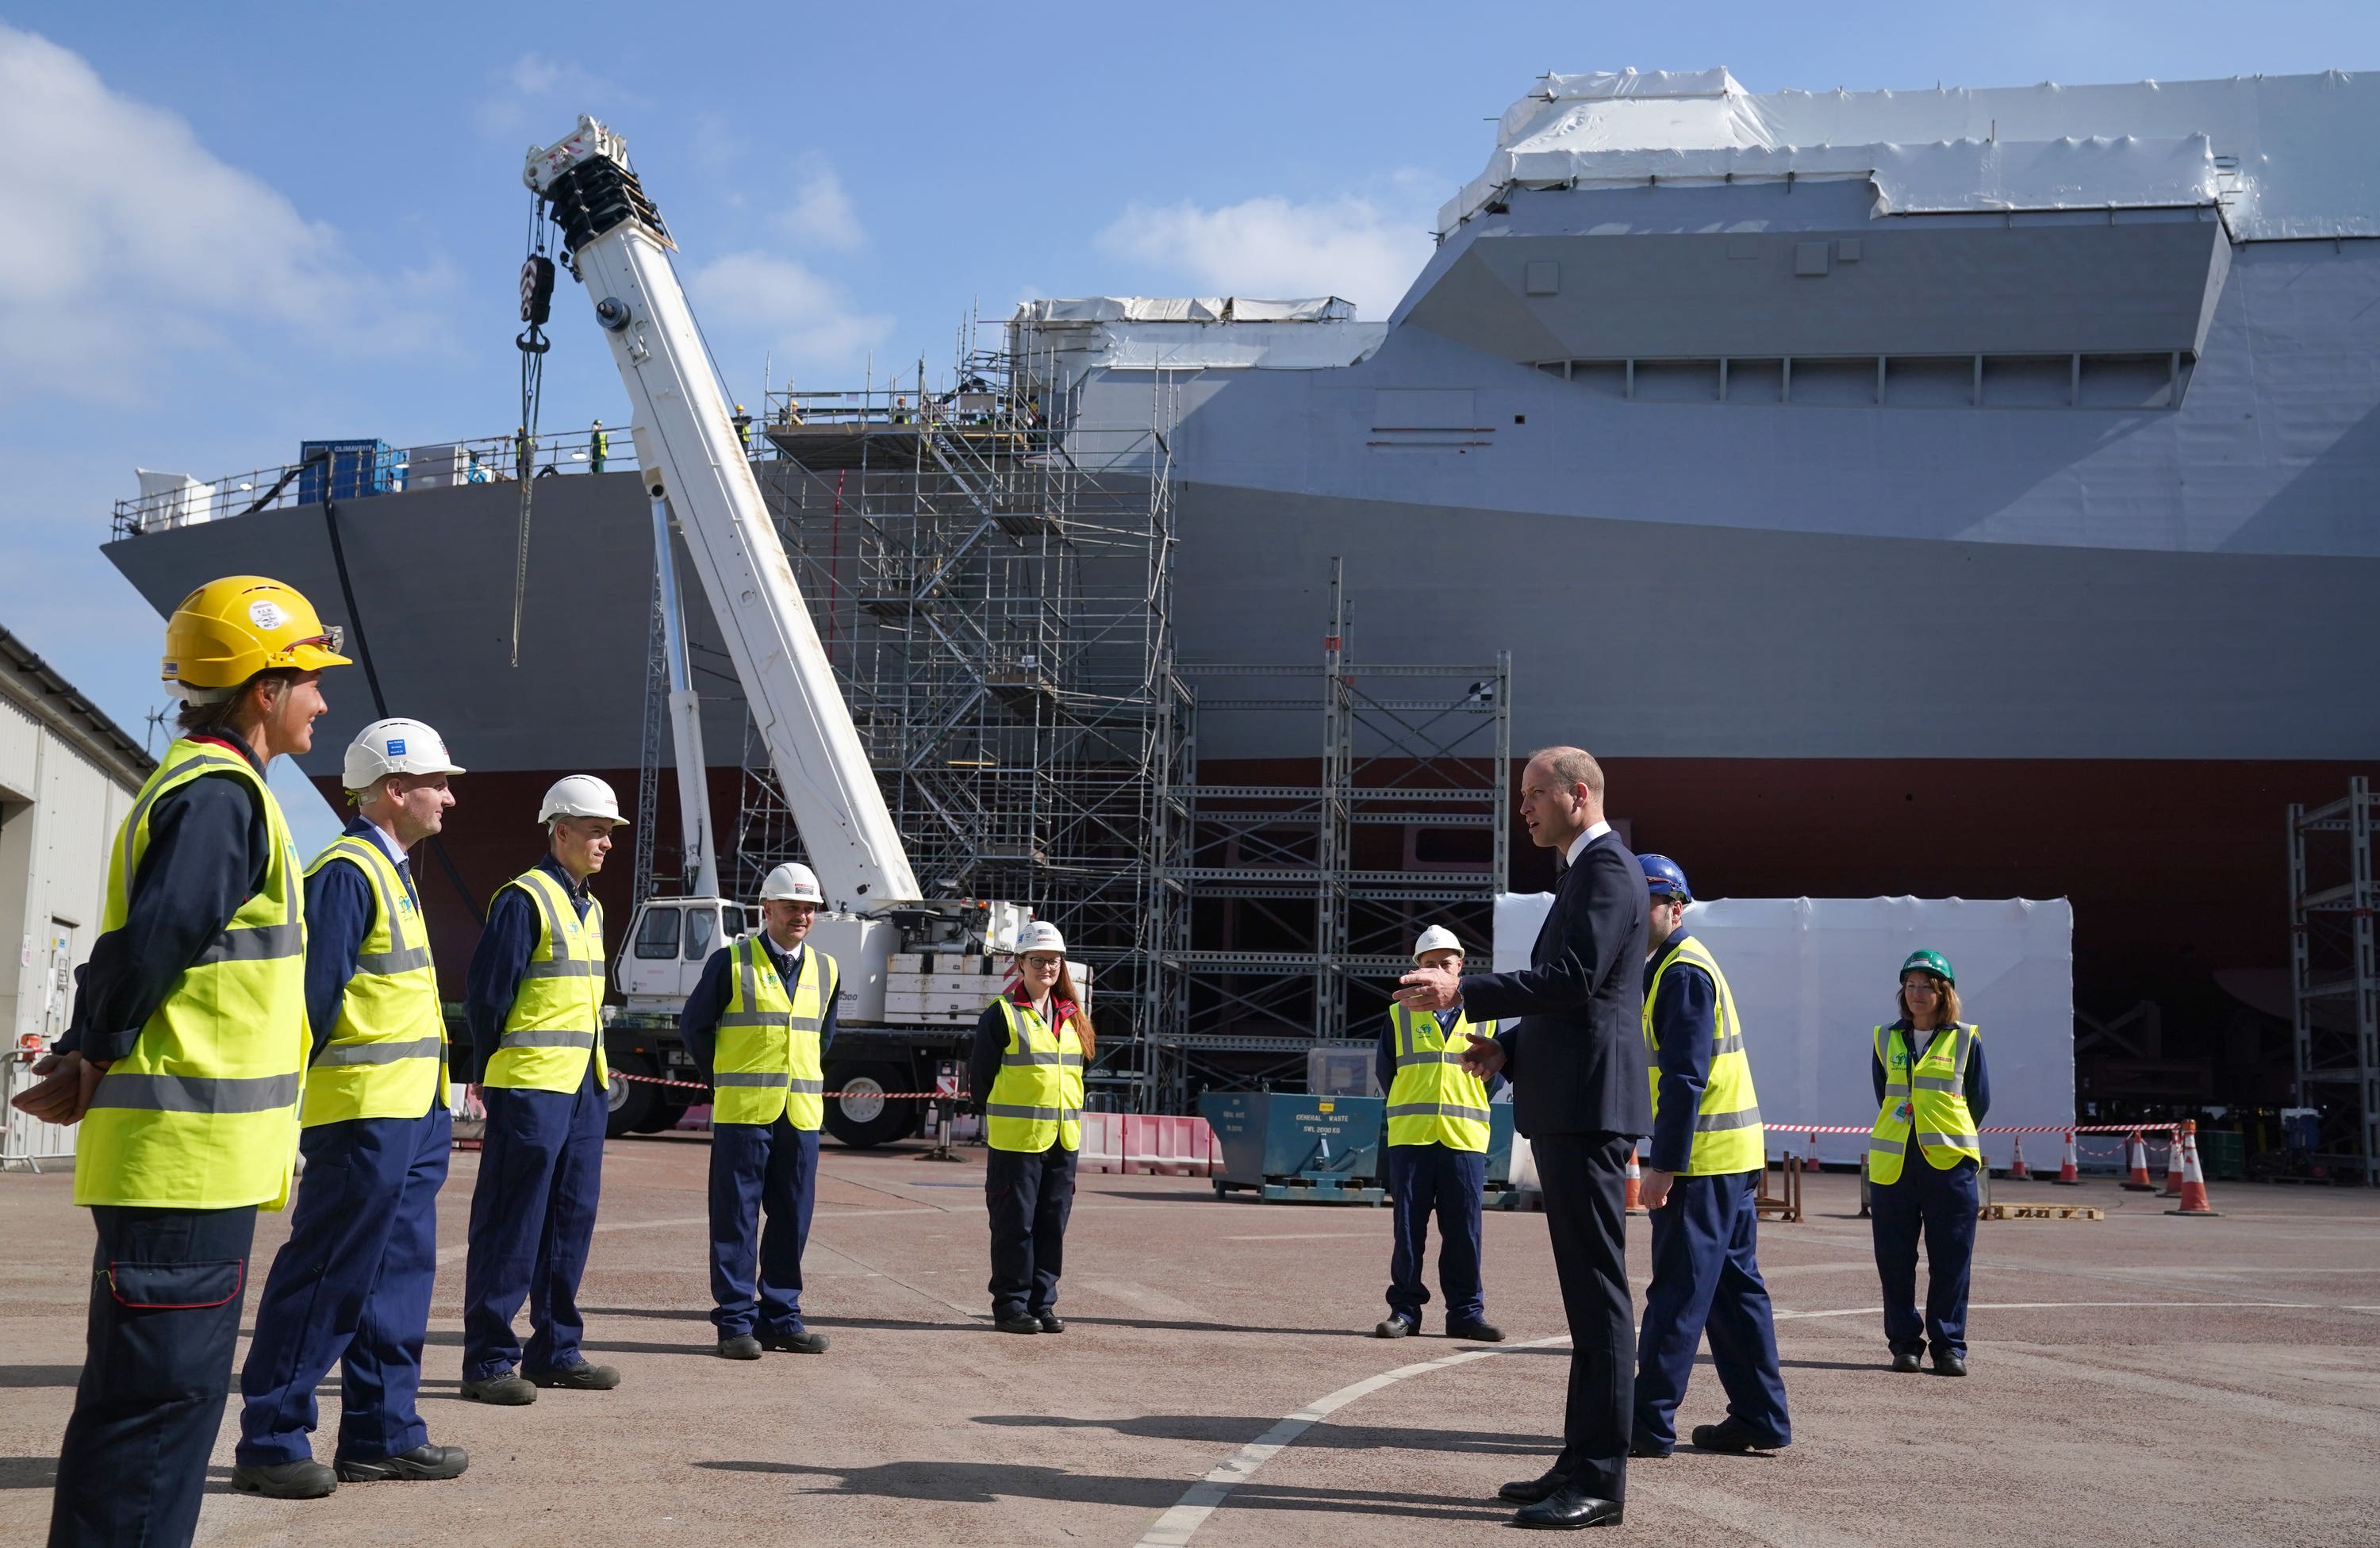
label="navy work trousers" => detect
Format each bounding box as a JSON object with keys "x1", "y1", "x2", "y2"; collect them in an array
[
  {"x1": 708, "y1": 1117, "x2": 820, "y2": 1336},
  {"x1": 1530, "y1": 1131, "x2": 1635, "y2": 1504},
  {"x1": 1870, "y1": 1156, "x2": 1979, "y2": 1359},
  {"x1": 985, "y1": 1142, "x2": 1077, "y2": 1319},
  {"x1": 48, "y1": 1202, "x2": 258, "y2": 1548},
  {"x1": 237, "y1": 1104, "x2": 451, "y2": 1465},
  {"x1": 1633, "y1": 1168, "x2": 1791, "y2": 1450},
  {"x1": 1384, "y1": 1142, "x2": 1487, "y2": 1327},
  {"x1": 463, "y1": 1066, "x2": 607, "y2": 1380}
]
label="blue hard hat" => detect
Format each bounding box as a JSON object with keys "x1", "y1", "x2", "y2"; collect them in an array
[{"x1": 1640, "y1": 854, "x2": 1691, "y2": 902}]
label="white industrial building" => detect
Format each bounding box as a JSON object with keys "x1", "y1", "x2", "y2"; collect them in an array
[{"x1": 0, "y1": 628, "x2": 152, "y2": 1166}]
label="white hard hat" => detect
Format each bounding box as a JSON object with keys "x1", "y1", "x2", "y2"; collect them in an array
[
  {"x1": 1012, "y1": 920, "x2": 1065, "y2": 957},
  {"x1": 539, "y1": 774, "x2": 626, "y2": 825},
  {"x1": 1413, "y1": 925, "x2": 1464, "y2": 962},
  {"x1": 760, "y1": 862, "x2": 823, "y2": 904},
  {"x1": 343, "y1": 717, "x2": 465, "y2": 789}
]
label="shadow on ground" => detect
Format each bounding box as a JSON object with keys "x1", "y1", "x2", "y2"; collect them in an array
[
  {"x1": 693, "y1": 1459, "x2": 1509, "y2": 1521},
  {"x1": 973, "y1": 1413, "x2": 1555, "y2": 1455}
]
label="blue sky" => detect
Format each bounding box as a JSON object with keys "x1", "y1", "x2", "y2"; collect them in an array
[{"x1": 5, "y1": 0, "x2": 2376, "y2": 847}]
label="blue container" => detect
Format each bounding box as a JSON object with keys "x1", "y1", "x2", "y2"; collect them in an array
[
  {"x1": 1200, "y1": 1091, "x2": 1386, "y2": 1204},
  {"x1": 298, "y1": 440, "x2": 399, "y2": 504}
]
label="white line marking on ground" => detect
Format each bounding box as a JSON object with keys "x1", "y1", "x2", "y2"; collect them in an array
[
  {"x1": 1220, "y1": 1232, "x2": 1384, "y2": 1241},
  {"x1": 1133, "y1": 1335, "x2": 1569, "y2": 1547},
  {"x1": 1076, "y1": 1277, "x2": 1211, "y2": 1319},
  {"x1": 1135, "y1": 1297, "x2": 2368, "y2": 1546}
]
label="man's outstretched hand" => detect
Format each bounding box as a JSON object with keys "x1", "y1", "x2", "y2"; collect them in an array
[
  {"x1": 10, "y1": 1051, "x2": 106, "y2": 1126},
  {"x1": 1395, "y1": 962, "x2": 1463, "y2": 1013}
]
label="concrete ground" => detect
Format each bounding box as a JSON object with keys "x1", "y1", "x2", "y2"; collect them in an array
[{"x1": 3, "y1": 1140, "x2": 2377, "y2": 1547}]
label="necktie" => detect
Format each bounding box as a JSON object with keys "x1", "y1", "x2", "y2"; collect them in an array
[{"x1": 1552, "y1": 849, "x2": 1571, "y2": 880}]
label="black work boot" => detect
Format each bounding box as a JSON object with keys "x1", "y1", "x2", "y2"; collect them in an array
[{"x1": 230, "y1": 1458, "x2": 338, "y2": 1498}]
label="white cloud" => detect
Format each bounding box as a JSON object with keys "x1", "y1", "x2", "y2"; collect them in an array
[
  {"x1": 1096, "y1": 193, "x2": 1433, "y2": 318},
  {"x1": 690, "y1": 252, "x2": 892, "y2": 368},
  {"x1": 0, "y1": 24, "x2": 436, "y2": 402},
  {"x1": 476, "y1": 53, "x2": 631, "y2": 139},
  {"x1": 776, "y1": 156, "x2": 864, "y2": 252}
]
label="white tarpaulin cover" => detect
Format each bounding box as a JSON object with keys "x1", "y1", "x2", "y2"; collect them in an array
[
  {"x1": 1014, "y1": 296, "x2": 1357, "y2": 324},
  {"x1": 1446, "y1": 67, "x2": 2380, "y2": 240},
  {"x1": 1492, "y1": 894, "x2": 2074, "y2": 1169}
]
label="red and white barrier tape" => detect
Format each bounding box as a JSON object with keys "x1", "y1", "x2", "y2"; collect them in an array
[
  {"x1": 1773, "y1": 1122, "x2": 2180, "y2": 1136},
  {"x1": 608, "y1": 1070, "x2": 961, "y2": 1100}
]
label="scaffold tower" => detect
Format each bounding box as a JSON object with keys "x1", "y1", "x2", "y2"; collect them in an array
[{"x1": 2289, "y1": 776, "x2": 2380, "y2": 1183}]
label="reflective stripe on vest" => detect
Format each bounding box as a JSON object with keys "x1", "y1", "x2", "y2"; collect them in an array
[
  {"x1": 712, "y1": 936, "x2": 837, "y2": 1128},
  {"x1": 1384, "y1": 1004, "x2": 1494, "y2": 1152},
  {"x1": 985, "y1": 998, "x2": 1083, "y2": 1153},
  {"x1": 1867, "y1": 1022, "x2": 1983, "y2": 1185},
  {"x1": 486, "y1": 866, "x2": 608, "y2": 1093},
  {"x1": 75, "y1": 739, "x2": 309, "y2": 1211},
  {"x1": 1639, "y1": 935, "x2": 1765, "y2": 1176},
  {"x1": 300, "y1": 835, "x2": 448, "y2": 1126}
]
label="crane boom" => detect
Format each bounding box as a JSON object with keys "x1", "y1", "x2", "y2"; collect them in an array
[{"x1": 525, "y1": 117, "x2": 919, "y2": 908}]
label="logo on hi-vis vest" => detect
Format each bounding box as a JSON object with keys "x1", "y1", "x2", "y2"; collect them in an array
[
  {"x1": 1897, "y1": 1101, "x2": 1914, "y2": 1123},
  {"x1": 1889, "y1": 1051, "x2": 1908, "y2": 1069}
]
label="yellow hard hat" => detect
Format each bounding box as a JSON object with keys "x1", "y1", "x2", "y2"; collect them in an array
[{"x1": 162, "y1": 575, "x2": 351, "y2": 699}]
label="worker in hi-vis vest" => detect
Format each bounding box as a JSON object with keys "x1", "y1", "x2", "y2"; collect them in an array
[
  {"x1": 1868, "y1": 948, "x2": 1990, "y2": 1377},
  {"x1": 232, "y1": 719, "x2": 471, "y2": 1500},
  {"x1": 1373, "y1": 926, "x2": 1507, "y2": 1342},
  {"x1": 10, "y1": 576, "x2": 347, "y2": 1547},
  {"x1": 1630, "y1": 855, "x2": 1791, "y2": 1457},
  {"x1": 459, "y1": 774, "x2": 624, "y2": 1404},
  {"x1": 966, "y1": 920, "x2": 1090, "y2": 1334},
  {"x1": 679, "y1": 862, "x2": 840, "y2": 1359}
]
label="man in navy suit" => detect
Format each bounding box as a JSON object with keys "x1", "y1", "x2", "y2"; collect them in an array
[{"x1": 1399, "y1": 746, "x2": 1651, "y2": 1531}]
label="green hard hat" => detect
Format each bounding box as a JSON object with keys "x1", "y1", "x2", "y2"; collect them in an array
[{"x1": 1899, "y1": 948, "x2": 1955, "y2": 985}]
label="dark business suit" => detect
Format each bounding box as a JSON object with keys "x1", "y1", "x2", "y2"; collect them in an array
[{"x1": 1461, "y1": 829, "x2": 1652, "y2": 1502}]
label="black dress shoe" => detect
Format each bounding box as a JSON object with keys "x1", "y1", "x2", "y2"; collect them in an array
[
  {"x1": 762, "y1": 1328, "x2": 830, "y2": 1353},
  {"x1": 716, "y1": 1335, "x2": 763, "y2": 1360},
  {"x1": 1629, "y1": 1435, "x2": 1672, "y2": 1458},
  {"x1": 1891, "y1": 1352, "x2": 1922, "y2": 1373},
  {"x1": 993, "y1": 1315, "x2": 1042, "y2": 1334},
  {"x1": 1446, "y1": 1318, "x2": 1506, "y2": 1342},
  {"x1": 1690, "y1": 1417, "x2": 1788, "y2": 1454},
  {"x1": 335, "y1": 1443, "x2": 468, "y2": 1482},
  {"x1": 1373, "y1": 1317, "x2": 1418, "y2": 1339},
  {"x1": 1513, "y1": 1484, "x2": 1623, "y2": 1530},
  {"x1": 1497, "y1": 1467, "x2": 1573, "y2": 1504},
  {"x1": 1035, "y1": 1313, "x2": 1065, "y2": 1334},
  {"x1": 229, "y1": 1458, "x2": 337, "y2": 1498},
  {"x1": 1932, "y1": 1350, "x2": 1968, "y2": 1377}
]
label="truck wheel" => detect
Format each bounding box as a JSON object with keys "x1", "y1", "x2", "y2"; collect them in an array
[
  {"x1": 823, "y1": 1064, "x2": 918, "y2": 1149},
  {"x1": 607, "y1": 1053, "x2": 659, "y2": 1138}
]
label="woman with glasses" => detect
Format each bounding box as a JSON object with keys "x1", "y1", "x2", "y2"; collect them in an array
[{"x1": 1865, "y1": 949, "x2": 1990, "y2": 1377}]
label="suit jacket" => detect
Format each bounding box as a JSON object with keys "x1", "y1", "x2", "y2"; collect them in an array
[{"x1": 1459, "y1": 830, "x2": 1653, "y2": 1140}]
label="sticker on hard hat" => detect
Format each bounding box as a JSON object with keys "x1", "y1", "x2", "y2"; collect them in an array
[
  {"x1": 249, "y1": 599, "x2": 287, "y2": 630},
  {"x1": 387, "y1": 738, "x2": 407, "y2": 755}
]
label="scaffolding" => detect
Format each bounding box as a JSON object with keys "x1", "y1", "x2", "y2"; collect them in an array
[
  {"x1": 2288, "y1": 776, "x2": 2380, "y2": 1183},
  {"x1": 710, "y1": 317, "x2": 1192, "y2": 1106},
  {"x1": 1163, "y1": 559, "x2": 1511, "y2": 1103}
]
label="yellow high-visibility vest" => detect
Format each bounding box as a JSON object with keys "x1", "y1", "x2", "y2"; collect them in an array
[
  {"x1": 985, "y1": 997, "x2": 1082, "y2": 1153},
  {"x1": 300, "y1": 832, "x2": 447, "y2": 1126},
  {"x1": 1867, "y1": 1022, "x2": 1983, "y2": 1185},
  {"x1": 484, "y1": 866, "x2": 608, "y2": 1093},
  {"x1": 1641, "y1": 935, "x2": 1764, "y2": 1176},
  {"x1": 76, "y1": 738, "x2": 309, "y2": 1210},
  {"x1": 711, "y1": 935, "x2": 837, "y2": 1129},
  {"x1": 1384, "y1": 1004, "x2": 1495, "y2": 1152}
]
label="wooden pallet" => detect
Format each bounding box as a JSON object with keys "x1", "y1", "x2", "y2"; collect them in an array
[{"x1": 1983, "y1": 1202, "x2": 2104, "y2": 1221}]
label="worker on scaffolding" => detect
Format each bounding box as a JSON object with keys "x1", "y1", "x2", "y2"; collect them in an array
[
  {"x1": 459, "y1": 775, "x2": 626, "y2": 1405},
  {"x1": 969, "y1": 920, "x2": 1090, "y2": 1334},
  {"x1": 732, "y1": 404, "x2": 753, "y2": 453},
  {"x1": 1630, "y1": 855, "x2": 1791, "y2": 1457},
  {"x1": 232, "y1": 720, "x2": 471, "y2": 1498},
  {"x1": 1867, "y1": 949, "x2": 1990, "y2": 1377},
  {"x1": 589, "y1": 419, "x2": 608, "y2": 474},
  {"x1": 14, "y1": 577, "x2": 347, "y2": 1546},
  {"x1": 1374, "y1": 926, "x2": 1506, "y2": 1342},
  {"x1": 678, "y1": 862, "x2": 840, "y2": 1360}
]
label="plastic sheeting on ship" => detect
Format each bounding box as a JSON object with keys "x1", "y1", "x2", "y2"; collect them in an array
[
  {"x1": 1492, "y1": 893, "x2": 2074, "y2": 1170},
  {"x1": 1444, "y1": 66, "x2": 2380, "y2": 241},
  {"x1": 1014, "y1": 296, "x2": 1357, "y2": 324}
]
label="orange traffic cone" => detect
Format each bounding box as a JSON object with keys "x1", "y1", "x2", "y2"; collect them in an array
[
  {"x1": 2009, "y1": 1135, "x2": 2031, "y2": 1181},
  {"x1": 2053, "y1": 1131, "x2": 2081, "y2": 1185},
  {"x1": 1625, "y1": 1145, "x2": 1647, "y2": 1216},
  {"x1": 2166, "y1": 1121, "x2": 2222, "y2": 1217},
  {"x1": 1804, "y1": 1132, "x2": 1820, "y2": 1173},
  {"x1": 2161, "y1": 1133, "x2": 2184, "y2": 1197},
  {"x1": 2121, "y1": 1131, "x2": 2155, "y2": 1191}
]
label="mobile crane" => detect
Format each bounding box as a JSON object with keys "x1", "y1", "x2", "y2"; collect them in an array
[{"x1": 523, "y1": 117, "x2": 1061, "y2": 1144}]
